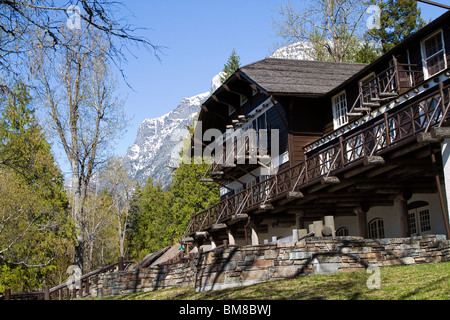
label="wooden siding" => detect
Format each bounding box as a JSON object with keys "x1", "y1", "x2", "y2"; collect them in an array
[
  {"x1": 289, "y1": 133, "x2": 322, "y2": 165},
  {"x1": 266, "y1": 105, "x2": 289, "y2": 156}
]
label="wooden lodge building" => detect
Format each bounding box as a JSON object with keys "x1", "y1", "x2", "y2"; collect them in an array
[{"x1": 183, "y1": 10, "x2": 450, "y2": 248}]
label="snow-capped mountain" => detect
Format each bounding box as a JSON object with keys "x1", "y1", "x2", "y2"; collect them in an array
[
  {"x1": 123, "y1": 73, "x2": 223, "y2": 187},
  {"x1": 270, "y1": 42, "x2": 315, "y2": 60}
]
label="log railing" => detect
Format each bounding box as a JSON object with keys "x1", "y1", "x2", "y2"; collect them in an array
[
  {"x1": 187, "y1": 81, "x2": 450, "y2": 235},
  {"x1": 348, "y1": 57, "x2": 423, "y2": 116},
  {"x1": 210, "y1": 130, "x2": 271, "y2": 173},
  {"x1": 0, "y1": 257, "x2": 132, "y2": 300}
]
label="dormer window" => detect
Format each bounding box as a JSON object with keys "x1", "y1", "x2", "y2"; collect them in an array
[
  {"x1": 332, "y1": 90, "x2": 348, "y2": 130},
  {"x1": 240, "y1": 95, "x2": 248, "y2": 106},
  {"x1": 421, "y1": 29, "x2": 447, "y2": 80}
]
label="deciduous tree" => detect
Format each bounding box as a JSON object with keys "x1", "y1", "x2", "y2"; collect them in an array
[
  {"x1": 273, "y1": 0, "x2": 369, "y2": 62},
  {"x1": 31, "y1": 25, "x2": 126, "y2": 273}
]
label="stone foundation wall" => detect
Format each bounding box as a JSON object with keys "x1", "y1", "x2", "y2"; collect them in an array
[{"x1": 91, "y1": 235, "x2": 450, "y2": 297}]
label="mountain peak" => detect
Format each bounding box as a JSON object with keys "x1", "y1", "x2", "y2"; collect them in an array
[{"x1": 123, "y1": 76, "x2": 218, "y2": 187}]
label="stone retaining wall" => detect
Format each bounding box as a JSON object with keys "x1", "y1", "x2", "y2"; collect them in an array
[{"x1": 90, "y1": 235, "x2": 450, "y2": 297}]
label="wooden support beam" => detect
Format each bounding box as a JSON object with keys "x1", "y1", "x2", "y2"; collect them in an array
[
  {"x1": 255, "y1": 203, "x2": 274, "y2": 214},
  {"x1": 223, "y1": 84, "x2": 251, "y2": 101},
  {"x1": 195, "y1": 231, "x2": 209, "y2": 239},
  {"x1": 228, "y1": 213, "x2": 249, "y2": 225},
  {"x1": 417, "y1": 132, "x2": 442, "y2": 144},
  {"x1": 201, "y1": 104, "x2": 227, "y2": 121},
  {"x1": 279, "y1": 191, "x2": 304, "y2": 205},
  {"x1": 211, "y1": 223, "x2": 228, "y2": 232},
  {"x1": 395, "y1": 195, "x2": 410, "y2": 238},
  {"x1": 431, "y1": 127, "x2": 450, "y2": 140},
  {"x1": 364, "y1": 156, "x2": 385, "y2": 166},
  {"x1": 321, "y1": 176, "x2": 340, "y2": 185},
  {"x1": 354, "y1": 207, "x2": 368, "y2": 239},
  {"x1": 308, "y1": 176, "x2": 340, "y2": 194},
  {"x1": 181, "y1": 237, "x2": 194, "y2": 243}
]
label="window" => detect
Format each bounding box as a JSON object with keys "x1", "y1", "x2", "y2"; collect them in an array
[
  {"x1": 240, "y1": 95, "x2": 248, "y2": 106},
  {"x1": 408, "y1": 201, "x2": 432, "y2": 236},
  {"x1": 419, "y1": 209, "x2": 431, "y2": 232},
  {"x1": 408, "y1": 211, "x2": 417, "y2": 235},
  {"x1": 336, "y1": 227, "x2": 349, "y2": 237},
  {"x1": 421, "y1": 30, "x2": 447, "y2": 79},
  {"x1": 332, "y1": 91, "x2": 348, "y2": 129},
  {"x1": 228, "y1": 105, "x2": 235, "y2": 115},
  {"x1": 368, "y1": 218, "x2": 385, "y2": 239}
]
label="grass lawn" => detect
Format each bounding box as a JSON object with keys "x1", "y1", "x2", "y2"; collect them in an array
[{"x1": 100, "y1": 261, "x2": 450, "y2": 300}]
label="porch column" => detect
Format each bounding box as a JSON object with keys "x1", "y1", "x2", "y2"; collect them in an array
[
  {"x1": 437, "y1": 139, "x2": 450, "y2": 239},
  {"x1": 395, "y1": 194, "x2": 410, "y2": 238},
  {"x1": 354, "y1": 207, "x2": 368, "y2": 239},
  {"x1": 226, "y1": 229, "x2": 236, "y2": 246},
  {"x1": 249, "y1": 221, "x2": 259, "y2": 246}
]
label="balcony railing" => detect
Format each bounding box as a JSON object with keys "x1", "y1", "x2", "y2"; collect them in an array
[
  {"x1": 185, "y1": 81, "x2": 450, "y2": 237},
  {"x1": 348, "y1": 57, "x2": 423, "y2": 116},
  {"x1": 210, "y1": 130, "x2": 272, "y2": 173}
]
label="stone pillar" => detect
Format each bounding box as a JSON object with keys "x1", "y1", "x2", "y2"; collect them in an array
[
  {"x1": 324, "y1": 216, "x2": 336, "y2": 238},
  {"x1": 439, "y1": 138, "x2": 450, "y2": 239},
  {"x1": 298, "y1": 229, "x2": 308, "y2": 238},
  {"x1": 354, "y1": 207, "x2": 368, "y2": 239},
  {"x1": 313, "y1": 221, "x2": 323, "y2": 237},
  {"x1": 292, "y1": 229, "x2": 299, "y2": 242}
]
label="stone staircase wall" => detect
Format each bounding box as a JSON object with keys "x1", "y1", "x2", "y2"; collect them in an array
[{"x1": 91, "y1": 234, "x2": 450, "y2": 297}]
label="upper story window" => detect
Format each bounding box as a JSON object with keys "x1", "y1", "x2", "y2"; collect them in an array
[
  {"x1": 332, "y1": 90, "x2": 348, "y2": 130},
  {"x1": 421, "y1": 29, "x2": 447, "y2": 80},
  {"x1": 240, "y1": 95, "x2": 248, "y2": 106}
]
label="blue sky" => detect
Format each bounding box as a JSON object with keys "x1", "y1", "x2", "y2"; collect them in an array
[
  {"x1": 112, "y1": 0, "x2": 289, "y2": 156},
  {"x1": 53, "y1": 1, "x2": 449, "y2": 175}
]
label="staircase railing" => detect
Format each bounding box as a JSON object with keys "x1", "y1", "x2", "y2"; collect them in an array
[{"x1": 0, "y1": 257, "x2": 132, "y2": 300}]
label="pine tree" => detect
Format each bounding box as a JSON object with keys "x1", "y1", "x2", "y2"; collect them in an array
[
  {"x1": 127, "y1": 177, "x2": 173, "y2": 260},
  {"x1": 0, "y1": 83, "x2": 74, "y2": 292},
  {"x1": 221, "y1": 49, "x2": 241, "y2": 83},
  {"x1": 367, "y1": 0, "x2": 426, "y2": 53}
]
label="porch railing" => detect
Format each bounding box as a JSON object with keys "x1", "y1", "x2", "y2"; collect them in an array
[{"x1": 187, "y1": 81, "x2": 450, "y2": 236}]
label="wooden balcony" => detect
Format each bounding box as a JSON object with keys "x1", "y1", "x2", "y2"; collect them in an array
[
  {"x1": 185, "y1": 80, "x2": 450, "y2": 238},
  {"x1": 207, "y1": 130, "x2": 273, "y2": 181},
  {"x1": 348, "y1": 57, "x2": 424, "y2": 116}
]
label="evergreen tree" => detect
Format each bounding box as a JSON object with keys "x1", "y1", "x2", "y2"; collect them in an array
[
  {"x1": 0, "y1": 83, "x2": 74, "y2": 292},
  {"x1": 127, "y1": 177, "x2": 172, "y2": 260},
  {"x1": 126, "y1": 123, "x2": 220, "y2": 259},
  {"x1": 366, "y1": 0, "x2": 426, "y2": 53},
  {"x1": 221, "y1": 49, "x2": 241, "y2": 83}
]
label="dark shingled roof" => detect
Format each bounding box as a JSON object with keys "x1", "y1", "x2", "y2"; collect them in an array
[{"x1": 239, "y1": 58, "x2": 367, "y2": 96}]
